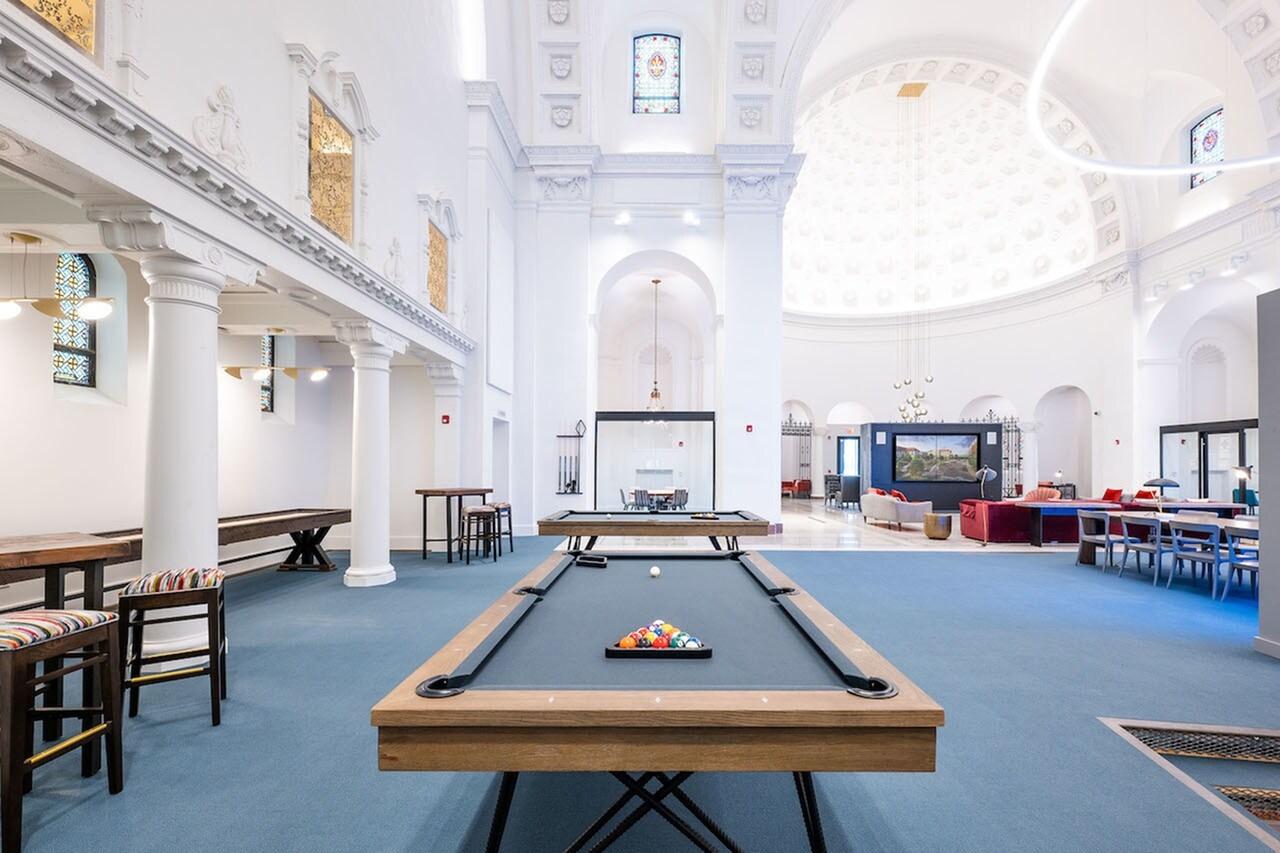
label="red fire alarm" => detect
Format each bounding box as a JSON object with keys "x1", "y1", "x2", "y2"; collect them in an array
[
  {"x1": 441, "y1": 415, "x2": 451, "y2": 425},
  {"x1": 746, "y1": 424, "x2": 754, "y2": 433}
]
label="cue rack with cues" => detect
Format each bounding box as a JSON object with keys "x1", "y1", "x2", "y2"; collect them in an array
[{"x1": 556, "y1": 419, "x2": 586, "y2": 495}]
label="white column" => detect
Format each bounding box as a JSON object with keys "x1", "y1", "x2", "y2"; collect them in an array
[
  {"x1": 335, "y1": 320, "x2": 407, "y2": 587},
  {"x1": 427, "y1": 363, "x2": 465, "y2": 553},
  {"x1": 718, "y1": 153, "x2": 801, "y2": 524},
  {"x1": 138, "y1": 256, "x2": 225, "y2": 653}
]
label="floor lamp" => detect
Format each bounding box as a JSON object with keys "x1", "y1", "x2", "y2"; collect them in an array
[
  {"x1": 1143, "y1": 478, "x2": 1179, "y2": 513},
  {"x1": 976, "y1": 466, "x2": 998, "y2": 500}
]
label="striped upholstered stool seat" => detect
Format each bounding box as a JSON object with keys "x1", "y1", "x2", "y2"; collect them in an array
[
  {"x1": 123, "y1": 567, "x2": 225, "y2": 595},
  {"x1": 0, "y1": 609, "x2": 116, "y2": 650}
]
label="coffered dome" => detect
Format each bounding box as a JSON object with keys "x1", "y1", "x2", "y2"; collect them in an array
[{"x1": 784, "y1": 58, "x2": 1123, "y2": 316}]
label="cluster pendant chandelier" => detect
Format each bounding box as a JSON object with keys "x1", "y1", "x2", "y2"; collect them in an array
[
  {"x1": 0, "y1": 233, "x2": 114, "y2": 321},
  {"x1": 893, "y1": 83, "x2": 936, "y2": 423}
]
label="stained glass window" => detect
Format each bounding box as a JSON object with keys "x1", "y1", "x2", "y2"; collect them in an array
[
  {"x1": 259, "y1": 334, "x2": 275, "y2": 413},
  {"x1": 309, "y1": 93, "x2": 355, "y2": 243},
  {"x1": 52, "y1": 253, "x2": 95, "y2": 387},
  {"x1": 633, "y1": 34, "x2": 681, "y2": 114},
  {"x1": 1190, "y1": 108, "x2": 1224, "y2": 189},
  {"x1": 427, "y1": 222, "x2": 448, "y2": 313},
  {"x1": 14, "y1": 0, "x2": 96, "y2": 55}
]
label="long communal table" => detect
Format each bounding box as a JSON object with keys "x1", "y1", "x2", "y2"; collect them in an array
[
  {"x1": 96, "y1": 508, "x2": 352, "y2": 571},
  {"x1": 1020, "y1": 500, "x2": 1122, "y2": 547}
]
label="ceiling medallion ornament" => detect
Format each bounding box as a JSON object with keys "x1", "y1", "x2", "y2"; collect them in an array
[
  {"x1": 742, "y1": 56, "x2": 765, "y2": 80},
  {"x1": 1031, "y1": 0, "x2": 1280, "y2": 178},
  {"x1": 740, "y1": 107, "x2": 763, "y2": 128},
  {"x1": 548, "y1": 0, "x2": 569, "y2": 25},
  {"x1": 745, "y1": 0, "x2": 767, "y2": 25}
]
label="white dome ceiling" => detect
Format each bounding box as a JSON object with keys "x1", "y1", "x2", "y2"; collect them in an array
[{"x1": 784, "y1": 58, "x2": 1123, "y2": 316}]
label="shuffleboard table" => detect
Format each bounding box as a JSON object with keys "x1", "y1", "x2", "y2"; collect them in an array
[
  {"x1": 537, "y1": 509, "x2": 770, "y2": 551},
  {"x1": 372, "y1": 550, "x2": 943, "y2": 852}
]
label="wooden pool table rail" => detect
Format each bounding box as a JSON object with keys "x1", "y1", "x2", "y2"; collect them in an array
[{"x1": 372, "y1": 551, "x2": 943, "y2": 773}]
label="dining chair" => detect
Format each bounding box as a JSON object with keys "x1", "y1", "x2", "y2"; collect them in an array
[
  {"x1": 672, "y1": 488, "x2": 688, "y2": 510},
  {"x1": 633, "y1": 488, "x2": 651, "y2": 511},
  {"x1": 1220, "y1": 527, "x2": 1260, "y2": 601},
  {"x1": 1168, "y1": 519, "x2": 1228, "y2": 598},
  {"x1": 1118, "y1": 516, "x2": 1167, "y2": 584},
  {"x1": 618, "y1": 488, "x2": 634, "y2": 510},
  {"x1": 1077, "y1": 510, "x2": 1125, "y2": 569}
]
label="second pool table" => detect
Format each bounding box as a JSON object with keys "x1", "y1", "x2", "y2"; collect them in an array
[{"x1": 537, "y1": 509, "x2": 770, "y2": 550}]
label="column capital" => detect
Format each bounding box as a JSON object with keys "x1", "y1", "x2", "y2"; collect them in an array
[
  {"x1": 138, "y1": 256, "x2": 226, "y2": 312},
  {"x1": 426, "y1": 361, "x2": 465, "y2": 398},
  {"x1": 88, "y1": 205, "x2": 262, "y2": 285},
  {"x1": 333, "y1": 319, "x2": 408, "y2": 352}
]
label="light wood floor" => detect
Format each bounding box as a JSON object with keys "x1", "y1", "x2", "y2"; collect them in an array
[{"x1": 560, "y1": 499, "x2": 1075, "y2": 553}]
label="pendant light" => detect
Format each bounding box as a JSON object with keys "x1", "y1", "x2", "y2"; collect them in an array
[
  {"x1": 1, "y1": 233, "x2": 114, "y2": 320},
  {"x1": 646, "y1": 278, "x2": 663, "y2": 412}
]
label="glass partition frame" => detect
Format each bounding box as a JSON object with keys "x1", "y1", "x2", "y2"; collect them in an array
[{"x1": 594, "y1": 411, "x2": 716, "y2": 510}]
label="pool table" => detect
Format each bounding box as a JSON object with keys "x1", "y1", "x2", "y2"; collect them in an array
[
  {"x1": 372, "y1": 550, "x2": 943, "y2": 852},
  {"x1": 537, "y1": 509, "x2": 770, "y2": 550}
]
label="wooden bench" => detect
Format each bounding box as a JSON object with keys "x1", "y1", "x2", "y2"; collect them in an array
[{"x1": 96, "y1": 508, "x2": 351, "y2": 573}]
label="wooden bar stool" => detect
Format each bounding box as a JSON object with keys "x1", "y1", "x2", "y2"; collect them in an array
[
  {"x1": 117, "y1": 569, "x2": 227, "y2": 727},
  {"x1": 0, "y1": 610, "x2": 123, "y2": 853},
  {"x1": 488, "y1": 501, "x2": 514, "y2": 553},
  {"x1": 463, "y1": 506, "x2": 499, "y2": 564}
]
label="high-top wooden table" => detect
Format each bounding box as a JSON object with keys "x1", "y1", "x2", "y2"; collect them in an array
[
  {"x1": 416, "y1": 488, "x2": 494, "y2": 563},
  {"x1": 0, "y1": 533, "x2": 131, "y2": 772}
]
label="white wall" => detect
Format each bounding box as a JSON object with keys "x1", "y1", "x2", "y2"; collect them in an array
[
  {"x1": 1256, "y1": 287, "x2": 1280, "y2": 660},
  {"x1": 1035, "y1": 386, "x2": 1094, "y2": 495}
]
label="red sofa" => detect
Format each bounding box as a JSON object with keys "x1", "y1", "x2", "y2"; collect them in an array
[{"x1": 959, "y1": 499, "x2": 1081, "y2": 544}]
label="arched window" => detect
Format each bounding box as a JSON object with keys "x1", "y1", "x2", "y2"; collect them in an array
[
  {"x1": 259, "y1": 334, "x2": 276, "y2": 413},
  {"x1": 52, "y1": 253, "x2": 97, "y2": 387},
  {"x1": 1190, "y1": 108, "x2": 1224, "y2": 189},
  {"x1": 633, "y1": 34, "x2": 681, "y2": 114}
]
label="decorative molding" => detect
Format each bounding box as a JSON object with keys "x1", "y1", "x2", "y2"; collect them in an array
[
  {"x1": 192, "y1": 85, "x2": 249, "y2": 176},
  {"x1": 419, "y1": 192, "x2": 463, "y2": 325},
  {"x1": 550, "y1": 54, "x2": 572, "y2": 79},
  {"x1": 426, "y1": 361, "x2": 466, "y2": 396},
  {"x1": 464, "y1": 80, "x2": 523, "y2": 165},
  {"x1": 742, "y1": 55, "x2": 765, "y2": 80},
  {"x1": 745, "y1": 0, "x2": 768, "y2": 25},
  {"x1": 538, "y1": 174, "x2": 589, "y2": 202},
  {"x1": 115, "y1": 0, "x2": 148, "y2": 100},
  {"x1": 333, "y1": 318, "x2": 408, "y2": 356},
  {"x1": 548, "y1": 0, "x2": 570, "y2": 25},
  {"x1": 739, "y1": 107, "x2": 763, "y2": 128},
  {"x1": 551, "y1": 104, "x2": 574, "y2": 128},
  {"x1": 0, "y1": 19, "x2": 473, "y2": 353},
  {"x1": 89, "y1": 206, "x2": 262, "y2": 285},
  {"x1": 383, "y1": 237, "x2": 404, "y2": 287}
]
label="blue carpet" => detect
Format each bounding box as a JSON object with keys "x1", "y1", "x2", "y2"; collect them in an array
[{"x1": 19, "y1": 543, "x2": 1279, "y2": 852}]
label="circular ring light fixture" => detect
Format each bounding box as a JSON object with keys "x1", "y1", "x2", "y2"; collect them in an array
[{"x1": 1029, "y1": 0, "x2": 1280, "y2": 177}]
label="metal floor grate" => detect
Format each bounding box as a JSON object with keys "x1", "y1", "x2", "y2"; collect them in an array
[
  {"x1": 1218, "y1": 787, "x2": 1280, "y2": 826},
  {"x1": 1125, "y1": 726, "x2": 1280, "y2": 764}
]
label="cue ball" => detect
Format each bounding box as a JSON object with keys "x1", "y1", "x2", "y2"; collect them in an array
[
  {"x1": 650, "y1": 566, "x2": 661, "y2": 578},
  {"x1": 606, "y1": 513, "x2": 613, "y2": 519}
]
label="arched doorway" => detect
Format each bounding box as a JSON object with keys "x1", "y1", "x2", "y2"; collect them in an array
[{"x1": 1034, "y1": 386, "x2": 1093, "y2": 497}]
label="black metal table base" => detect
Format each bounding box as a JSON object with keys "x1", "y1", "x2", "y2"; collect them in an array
[
  {"x1": 483, "y1": 770, "x2": 828, "y2": 853},
  {"x1": 278, "y1": 526, "x2": 335, "y2": 571}
]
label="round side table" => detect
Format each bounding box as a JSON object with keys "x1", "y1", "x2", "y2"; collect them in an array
[{"x1": 924, "y1": 513, "x2": 953, "y2": 540}]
